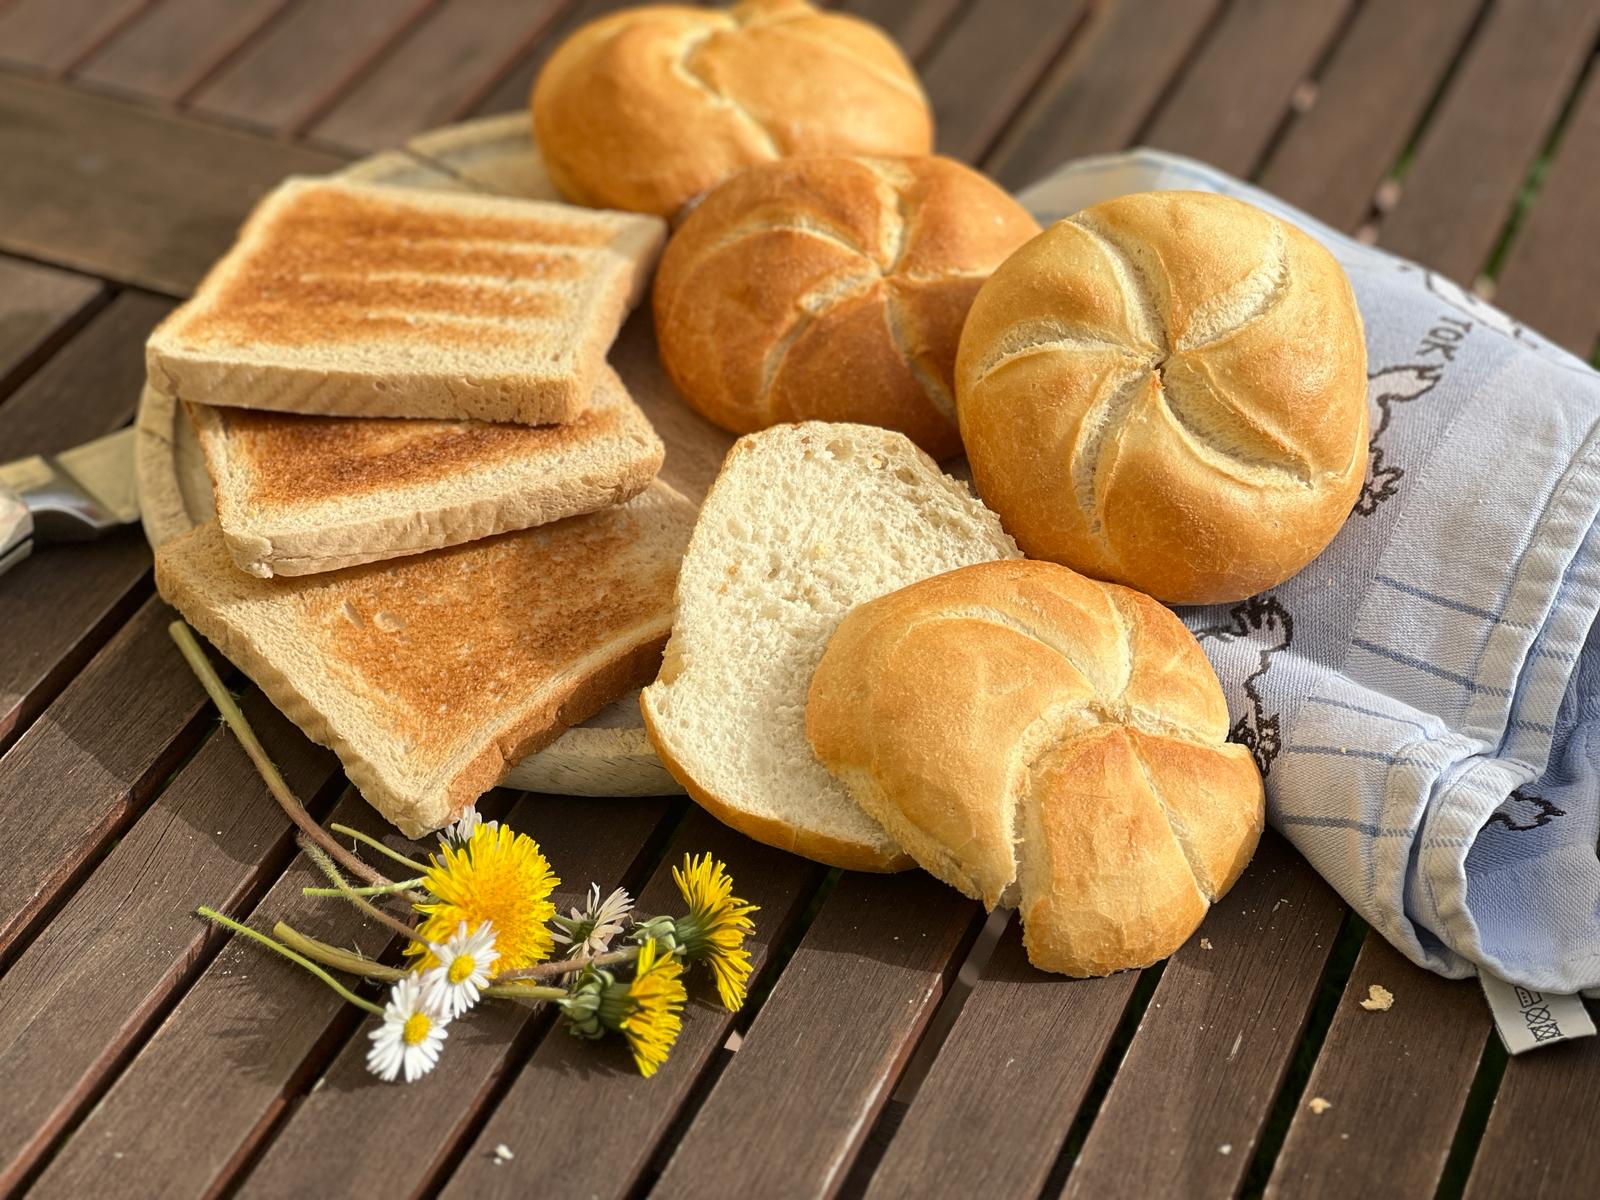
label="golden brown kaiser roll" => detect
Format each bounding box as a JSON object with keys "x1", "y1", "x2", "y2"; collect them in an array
[
  {"x1": 806, "y1": 559, "x2": 1264, "y2": 976},
  {"x1": 532, "y1": 0, "x2": 933, "y2": 218},
  {"x1": 653, "y1": 155, "x2": 1040, "y2": 458},
  {"x1": 955, "y1": 191, "x2": 1369, "y2": 605}
]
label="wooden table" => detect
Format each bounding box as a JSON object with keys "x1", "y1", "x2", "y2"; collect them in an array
[{"x1": 1, "y1": 1, "x2": 1598, "y2": 1196}]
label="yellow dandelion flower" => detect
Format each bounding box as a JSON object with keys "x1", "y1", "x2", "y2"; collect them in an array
[
  {"x1": 410, "y1": 824, "x2": 558, "y2": 974},
  {"x1": 620, "y1": 939, "x2": 685, "y2": 1078},
  {"x1": 672, "y1": 853, "x2": 759, "y2": 1010}
]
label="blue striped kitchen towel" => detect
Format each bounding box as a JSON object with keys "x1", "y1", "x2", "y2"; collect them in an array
[{"x1": 1019, "y1": 150, "x2": 1600, "y2": 994}]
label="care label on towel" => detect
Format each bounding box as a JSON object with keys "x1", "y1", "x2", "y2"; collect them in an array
[{"x1": 1480, "y1": 974, "x2": 1596, "y2": 1055}]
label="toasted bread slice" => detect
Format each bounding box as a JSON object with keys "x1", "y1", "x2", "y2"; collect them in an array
[
  {"x1": 146, "y1": 178, "x2": 666, "y2": 424},
  {"x1": 188, "y1": 365, "x2": 664, "y2": 578},
  {"x1": 640, "y1": 423, "x2": 1020, "y2": 871},
  {"x1": 156, "y1": 483, "x2": 695, "y2": 836}
]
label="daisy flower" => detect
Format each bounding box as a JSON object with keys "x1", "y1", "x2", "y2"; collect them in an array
[
  {"x1": 423, "y1": 920, "x2": 500, "y2": 1018},
  {"x1": 669, "y1": 854, "x2": 759, "y2": 1010},
  {"x1": 441, "y1": 805, "x2": 498, "y2": 848},
  {"x1": 367, "y1": 974, "x2": 449, "y2": 1083},
  {"x1": 552, "y1": 884, "x2": 634, "y2": 957},
  {"x1": 410, "y1": 823, "x2": 558, "y2": 975},
  {"x1": 616, "y1": 939, "x2": 686, "y2": 1077}
]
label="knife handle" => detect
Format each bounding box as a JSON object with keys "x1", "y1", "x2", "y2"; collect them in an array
[{"x1": 0, "y1": 482, "x2": 33, "y2": 578}]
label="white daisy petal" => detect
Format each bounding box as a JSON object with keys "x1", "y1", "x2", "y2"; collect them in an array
[{"x1": 424, "y1": 921, "x2": 500, "y2": 1019}]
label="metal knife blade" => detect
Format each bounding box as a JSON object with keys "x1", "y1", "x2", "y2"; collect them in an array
[{"x1": 0, "y1": 426, "x2": 139, "y2": 578}]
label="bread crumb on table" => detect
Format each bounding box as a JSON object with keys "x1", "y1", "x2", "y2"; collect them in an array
[
  {"x1": 493, "y1": 1144, "x2": 514, "y2": 1164},
  {"x1": 1359, "y1": 983, "x2": 1395, "y2": 1011},
  {"x1": 1200, "y1": 937, "x2": 1214, "y2": 951},
  {"x1": 1308, "y1": 1097, "x2": 1332, "y2": 1115}
]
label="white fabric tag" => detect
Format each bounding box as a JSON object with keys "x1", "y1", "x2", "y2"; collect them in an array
[{"x1": 1480, "y1": 974, "x2": 1597, "y2": 1054}]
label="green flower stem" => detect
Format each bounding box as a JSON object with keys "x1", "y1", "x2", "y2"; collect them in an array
[
  {"x1": 482, "y1": 982, "x2": 568, "y2": 1002},
  {"x1": 274, "y1": 921, "x2": 407, "y2": 981},
  {"x1": 494, "y1": 943, "x2": 641, "y2": 984},
  {"x1": 169, "y1": 622, "x2": 390, "y2": 889},
  {"x1": 199, "y1": 907, "x2": 384, "y2": 1015},
  {"x1": 328, "y1": 823, "x2": 429, "y2": 874},
  {"x1": 303, "y1": 877, "x2": 424, "y2": 898},
  {"x1": 298, "y1": 839, "x2": 420, "y2": 941}
]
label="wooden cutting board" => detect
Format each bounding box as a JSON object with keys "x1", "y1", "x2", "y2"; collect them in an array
[{"x1": 134, "y1": 114, "x2": 734, "y2": 796}]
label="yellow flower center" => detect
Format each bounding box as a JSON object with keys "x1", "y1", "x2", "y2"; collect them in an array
[
  {"x1": 411, "y1": 825, "x2": 559, "y2": 974},
  {"x1": 448, "y1": 955, "x2": 477, "y2": 984},
  {"x1": 402, "y1": 1012, "x2": 432, "y2": 1046}
]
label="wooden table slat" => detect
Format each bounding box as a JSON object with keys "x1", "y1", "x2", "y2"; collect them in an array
[
  {"x1": 0, "y1": 72, "x2": 344, "y2": 296},
  {"x1": 187, "y1": 0, "x2": 439, "y2": 135},
  {"x1": 1488, "y1": 66, "x2": 1600, "y2": 356},
  {"x1": 650, "y1": 873, "x2": 982, "y2": 1199},
  {"x1": 70, "y1": 0, "x2": 290, "y2": 104},
  {"x1": 0, "y1": 256, "x2": 105, "y2": 399},
  {"x1": 863, "y1": 918, "x2": 1141, "y2": 1199},
  {"x1": 836, "y1": 0, "x2": 967, "y2": 64},
  {"x1": 1061, "y1": 836, "x2": 1349, "y2": 1198},
  {"x1": 912, "y1": 0, "x2": 1092, "y2": 166},
  {"x1": 1263, "y1": 930, "x2": 1490, "y2": 1199},
  {"x1": 0, "y1": 689, "x2": 336, "y2": 1193},
  {"x1": 0, "y1": 292, "x2": 173, "y2": 753},
  {"x1": 24, "y1": 789, "x2": 405, "y2": 1200},
  {"x1": 436, "y1": 809, "x2": 822, "y2": 1200},
  {"x1": 232, "y1": 794, "x2": 680, "y2": 1198},
  {"x1": 306, "y1": 0, "x2": 567, "y2": 154},
  {"x1": 1375, "y1": 0, "x2": 1600, "y2": 283},
  {"x1": 1256, "y1": 0, "x2": 1486, "y2": 234},
  {"x1": 1142, "y1": 0, "x2": 1360, "y2": 178},
  {"x1": 0, "y1": 0, "x2": 152, "y2": 74},
  {"x1": 465, "y1": 0, "x2": 641, "y2": 122},
  {"x1": 0, "y1": 600, "x2": 208, "y2": 963},
  {"x1": 987, "y1": 0, "x2": 1225, "y2": 189},
  {"x1": 1463, "y1": 1012, "x2": 1600, "y2": 1198}
]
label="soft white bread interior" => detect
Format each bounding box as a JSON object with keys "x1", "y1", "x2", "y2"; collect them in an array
[
  {"x1": 156, "y1": 483, "x2": 695, "y2": 837},
  {"x1": 640, "y1": 422, "x2": 1019, "y2": 870},
  {"x1": 147, "y1": 177, "x2": 666, "y2": 425},
  {"x1": 955, "y1": 190, "x2": 1368, "y2": 605},
  {"x1": 190, "y1": 365, "x2": 664, "y2": 578},
  {"x1": 807, "y1": 559, "x2": 1264, "y2": 975}
]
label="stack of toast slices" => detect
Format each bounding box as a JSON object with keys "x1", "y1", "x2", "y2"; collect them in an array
[{"x1": 149, "y1": 176, "x2": 695, "y2": 837}]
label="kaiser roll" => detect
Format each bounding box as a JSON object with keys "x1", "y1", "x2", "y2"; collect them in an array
[
  {"x1": 806, "y1": 559, "x2": 1264, "y2": 977},
  {"x1": 955, "y1": 191, "x2": 1369, "y2": 605},
  {"x1": 653, "y1": 155, "x2": 1040, "y2": 458},
  {"x1": 531, "y1": 0, "x2": 933, "y2": 218}
]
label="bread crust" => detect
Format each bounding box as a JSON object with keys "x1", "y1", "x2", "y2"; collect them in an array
[
  {"x1": 955, "y1": 190, "x2": 1369, "y2": 605},
  {"x1": 532, "y1": 0, "x2": 933, "y2": 218},
  {"x1": 653, "y1": 155, "x2": 1038, "y2": 458},
  {"x1": 806, "y1": 558, "x2": 1264, "y2": 976}
]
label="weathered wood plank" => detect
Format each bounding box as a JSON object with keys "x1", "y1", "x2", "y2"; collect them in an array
[
  {"x1": 0, "y1": 73, "x2": 343, "y2": 295},
  {"x1": 1463, "y1": 1027, "x2": 1600, "y2": 1198},
  {"x1": 24, "y1": 789, "x2": 397, "y2": 1200},
  {"x1": 1377, "y1": 0, "x2": 1600, "y2": 283},
  {"x1": 1490, "y1": 69, "x2": 1600, "y2": 357},
  {"x1": 1142, "y1": 0, "x2": 1358, "y2": 177},
  {"x1": 71, "y1": 0, "x2": 290, "y2": 103},
  {"x1": 307, "y1": 0, "x2": 566, "y2": 154},
  {"x1": 466, "y1": 0, "x2": 640, "y2": 121},
  {"x1": 863, "y1": 919, "x2": 1140, "y2": 1199},
  {"x1": 0, "y1": 690, "x2": 336, "y2": 1194},
  {"x1": 0, "y1": 292, "x2": 173, "y2": 752},
  {"x1": 651, "y1": 874, "x2": 982, "y2": 1199},
  {"x1": 988, "y1": 0, "x2": 1223, "y2": 189},
  {"x1": 1257, "y1": 0, "x2": 1484, "y2": 233},
  {"x1": 0, "y1": 600, "x2": 208, "y2": 963},
  {"x1": 1062, "y1": 836, "x2": 1349, "y2": 1198},
  {"x1": 33, "y1": 791, "x2": 660, "y2": 1199},
  {"x1": 189, "y1": 0, "x2": 437, "y2": 134},
  {"x1": 838, "y1": 0, "x2": 965, "y2": 63},
  {"x1": 1263, "y1": 932, "x2": 1490, "y2": 1199},
  {"x1": 0, "y1": 256, "x2": 104, "y2": 398},
  {"x1": 233, "y1": 795, "x2": 680, "y2": 1199},
  {"x1": 913, "y1": 0, "x2": 1091, "y2": 165},
  {"x1": 436, "y1": 810, "x2": 821, "y2": 1200},
  {"x1": 0, "y1": 0, "x2": 150, "y2": 74}
]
